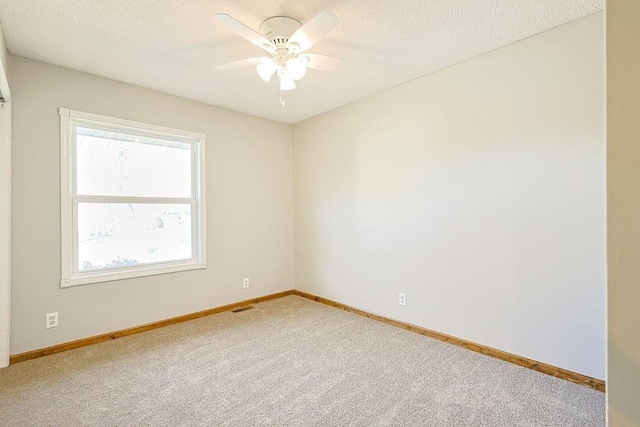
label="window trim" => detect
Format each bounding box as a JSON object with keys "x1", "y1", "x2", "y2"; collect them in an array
[{"x1": 59, "y1": 107, "x2": 207, "y2": 288}]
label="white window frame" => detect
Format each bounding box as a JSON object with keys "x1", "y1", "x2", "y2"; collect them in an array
[{"x1": 59, "y1": 108, "x2": 207, "y2": 287}]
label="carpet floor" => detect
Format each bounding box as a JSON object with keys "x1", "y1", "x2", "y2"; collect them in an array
[{"x1": 0, "y1": 295, "x2": 605, "y2": 426}]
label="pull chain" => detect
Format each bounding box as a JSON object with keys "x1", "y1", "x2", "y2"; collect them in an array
[{"x1": 279, "y1": 89, "x2": 286, "y2": 107}]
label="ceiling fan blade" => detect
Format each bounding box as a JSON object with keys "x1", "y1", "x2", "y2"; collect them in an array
[
  {"x1": 215, "y1": 57, "x2": 266, "y2": 70},
  {"x1": 215, "y1": 14, "x2": 274, "y2": 53},
  {"x1": 304, "y1": 54, "x2": 350, "y2": 71},
  {"x1": 288, "y1": 11, "x2": 338, "y2": 52}
]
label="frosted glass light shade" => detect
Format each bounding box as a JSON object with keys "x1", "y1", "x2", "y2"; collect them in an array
[
  {"x1": 279, "y1": 72, "x2": 296, "y2": 91},
  {"x1": 286, "y1": 56, "x2": 309, "y2": 80},
  {"x1": 256, "y1": 59, "x2": 278, "y2": 82}
]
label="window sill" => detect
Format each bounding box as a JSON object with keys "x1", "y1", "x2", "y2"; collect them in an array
[{"x1": 60, "y1": 261, "x2": 207, "y2": 288}]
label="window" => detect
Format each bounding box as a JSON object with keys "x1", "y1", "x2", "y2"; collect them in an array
[{"x1": 60, "y1": 108, "x2": 206, "y2": 287}]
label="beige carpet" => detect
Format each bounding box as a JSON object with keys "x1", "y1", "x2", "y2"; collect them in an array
[{"x1": 0, "y1": 295, "x2": 605, "y2": 426}]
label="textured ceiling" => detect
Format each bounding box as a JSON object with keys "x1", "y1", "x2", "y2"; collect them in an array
[{"x1": 0, "y1": 0, "x2": 602, "y2": 124}]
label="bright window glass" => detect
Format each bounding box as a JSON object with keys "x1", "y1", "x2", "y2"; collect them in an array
[
  {"x1": 77, "y1": 203, "x2": 193, "y2": 272},
  {"x1": 60, "y1": 108, "x2": 206, "y2": 287},
  {"x1": 76, "y1": 128, "x2": 192, "y2": 198}
]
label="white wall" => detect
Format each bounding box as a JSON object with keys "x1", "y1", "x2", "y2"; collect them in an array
[
  {"x1": 0, "y1": 21, "x2": 11, "y2": 367},
  {"x1": 293, "y1": 12, "x2": 605, "y2": 379},
  {"x1": 607, "y1": 0, "x2": 640, "y2": 424},
  {"x1": 9, "y1": 56, "x2": 293, "y2": 355}
]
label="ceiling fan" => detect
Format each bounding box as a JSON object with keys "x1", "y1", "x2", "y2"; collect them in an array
[{"x1": 214, "y1": 11, "x2": 347, "y2": 106}]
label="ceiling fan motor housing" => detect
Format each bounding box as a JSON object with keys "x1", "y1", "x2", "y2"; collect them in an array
[{"x1": 259, "y1": 16, "x2": 302, "y2": 46}]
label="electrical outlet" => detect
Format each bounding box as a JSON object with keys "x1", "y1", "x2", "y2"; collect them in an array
[
  {"x1": 243, "y1": 278, "x2": 250, "y2": 289},
  {"x1": 46, "y1": 312, "x2": 59, "y2": 328},
  {"x1": 398, "y1": 293, "x2": 407, "y2": 307}
]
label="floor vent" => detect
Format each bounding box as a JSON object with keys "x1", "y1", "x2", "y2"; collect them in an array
[{"x1": 231, "y1": 306, "x2": 255, "y2": 313}]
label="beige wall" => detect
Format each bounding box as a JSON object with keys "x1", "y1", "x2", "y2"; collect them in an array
[
  {"x1": 293, "y1": 12, "x2": 605, "y2": 379},
  {"x1": 607, "y1": 0, "x2": 640, "y2": 425},
  {"x1": 9, "y1": 56, "x2": 293, "y2": 355},
  {"x1": 0, "y1": 22, "x2": 11, "y2": 367}
]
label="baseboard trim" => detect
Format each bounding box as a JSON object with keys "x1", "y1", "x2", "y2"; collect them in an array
[
  {"x1": 10, "y1": 289, "x2": 295, "y2": 365},
  {"x1": 10, "y1": 288, "x2": 606, "y2": 393},
  {"x1": 291, "y1": 290, "x2": 605, "y2": 392}
]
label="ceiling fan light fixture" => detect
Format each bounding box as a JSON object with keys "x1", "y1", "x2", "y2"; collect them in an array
[
  {"x1": 256, "y1": 58, "x2": 278, "y2": 82},
  {"x1": 279, "y1": 71, "x2": 296, "y2": 91},
  {"x1": 286, "y1": 56, "x2": 309, "y2": 80}
]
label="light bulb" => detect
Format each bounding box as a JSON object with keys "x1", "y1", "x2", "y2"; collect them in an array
[
  {"x1": 279, "y1": 71, "x2": 296, "y2": 91},
  {"x1": 256, "y1": 58, "x2": 278, "y2": 82},
  {"x1": 286, "y1": 56, "x2": 309, "y2": 81}
]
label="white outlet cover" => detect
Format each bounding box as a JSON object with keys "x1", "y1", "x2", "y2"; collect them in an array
[
  {"x1": 399, "y1": 293, "x2": 407, "y2": 307},
  {"x1": 243, "y1": 278, "x2": 249, "y2": 288},
  {"x1": 46, "y1": 312, "x2": 59, "y2": 328}
]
